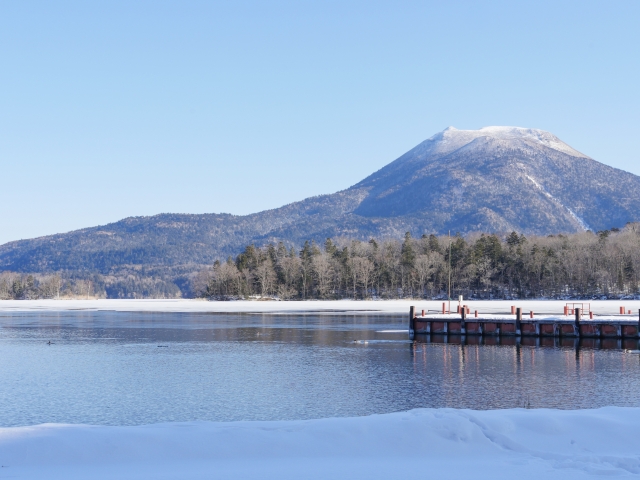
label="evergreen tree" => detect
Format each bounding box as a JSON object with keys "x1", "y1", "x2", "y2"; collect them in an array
[
  {"x1": 428, "y1": 234, "x2": 441, "y2": 253},
  {"x1": 299, "y1": 241, "x2": 314, "y2": 299},
  {"x1": 506, "y1": 231, "x2": 520, "y2": 247},
  {"x1": 401, "y1": 232, "x2": 415, "y2": 268},
  {"x1": 324, "y1": 238, "x2": 337, "y2": 257},
  {"x1": 236, "y1": 245, "x2": 259, "y2": 271}
]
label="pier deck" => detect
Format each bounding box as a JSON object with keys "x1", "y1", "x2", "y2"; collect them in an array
[{"x1": 408, "y1": 305, "x2": 640, "y2": 339}]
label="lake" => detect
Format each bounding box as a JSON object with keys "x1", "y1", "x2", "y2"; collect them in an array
[{"x1": 1, "y1": 311, "x2": 639, "y2": 427}]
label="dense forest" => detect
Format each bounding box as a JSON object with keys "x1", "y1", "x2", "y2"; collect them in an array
[
  {"x1": 2, "y1": 224, "x2": 640, "y2": 300},
  {"x1": 195, "y1": 224, "x2": 640, "y2": 301}
]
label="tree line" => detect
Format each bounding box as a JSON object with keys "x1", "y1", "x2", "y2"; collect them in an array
[
  {"x1": 3, "y1": 224, "x2": 640, "y2": 300},
  {"x1": 195, "y1": 224, "x2": 640, "y2": 300},
  {"x1": 0, "y1": 271, "x2": 183, "y2": 300},
  {"x1": 0, "y1": 273, "x2": 78, "y2": 300}
]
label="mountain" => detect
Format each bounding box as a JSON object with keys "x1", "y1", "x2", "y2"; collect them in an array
[{"x1": 2, "y1": 126, "x2": 640, "y2": 280}]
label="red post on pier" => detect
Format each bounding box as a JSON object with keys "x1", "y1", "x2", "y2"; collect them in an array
[
  {"x1": 511, "y1": 306, "x2": 515, "y2": 314},
  {"x1": 421, "y1": 309, "x2": 425, "y2": 317},
  {"x1": 589, "y1": 311, "x2": 593, "y2": 319},
  {"x1": 620, "y1": 306, "x2": 625, "y2": 314},
  {"x1": 564, "y1": 306, "x2": 568, "y2": 316},
  {"x1": 457, "y1": 305, "x2": 460, "y2": 314},
  {"x1": 530, "y1": 311, "x2": 534, "y2": 318},
  {"x1": 474, "y1": 310, "x2": 478, "y2": 318},
  {"x1": 629, "y1": 310, "x2": 632, "y2": 315},
  {"x1": 442, "y1": 303, "x2": 446, "y2": 314}
]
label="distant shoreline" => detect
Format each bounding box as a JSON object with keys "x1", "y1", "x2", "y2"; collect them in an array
[{"x1": 1, "y1": 298, "x2": 639, "y2": 316}]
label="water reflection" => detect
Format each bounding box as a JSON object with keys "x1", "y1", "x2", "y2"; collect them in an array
[
  {"x1": 0, "y1": 312, "x2": 638, "y2": 427},
  {"x1": 416, "y1": 334, "x2": 640, "y2": 351}
]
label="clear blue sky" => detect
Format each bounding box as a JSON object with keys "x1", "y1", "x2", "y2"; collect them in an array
[{"x1": 1, "y1": 1, "x2": 638, "y2": 244}]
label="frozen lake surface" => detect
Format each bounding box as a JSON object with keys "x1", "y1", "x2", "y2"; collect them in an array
[
  {"x1": 2, "y1": 298, "x2": 640, "y2": 315},
  {"x1": 1, "y1": 309, "x2": 639, "y2": 427}
]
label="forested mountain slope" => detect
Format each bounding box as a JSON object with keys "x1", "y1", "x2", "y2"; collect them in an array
[{"x1": 1, "y1": 126, "x2": 639, "y2": 297}]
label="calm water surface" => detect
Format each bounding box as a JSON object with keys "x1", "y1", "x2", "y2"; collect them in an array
[{"x1": 0, "y1": 311, "x2": 639, "y2": 427}]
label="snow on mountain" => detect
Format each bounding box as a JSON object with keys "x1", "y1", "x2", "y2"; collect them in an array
[
  {"x1": 1, "y1": 126, "x2": 639, "y2": 278},
  {"x1": 421, "y1": 126, "x2": 589, "y2": 158},
  {"x1": 524, "y1": 174, "x2": 591, "y2": 231},
  {"x1": 353, "y1": 125, "x2": 637, "y2": 234}
]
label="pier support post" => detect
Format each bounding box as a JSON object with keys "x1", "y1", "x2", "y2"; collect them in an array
[
  {"x1": 461, "y1": 306, "x2": 466, "y2": 334},
  {"x1": 575, "y1": 307, "x2": 581, "y2": 337},
  {"x1": 409, "y1": 306, "x2": 415, "y2": 338},
  {"x1": 516, "y1": 307, "x2": 522, "y2": 335}
]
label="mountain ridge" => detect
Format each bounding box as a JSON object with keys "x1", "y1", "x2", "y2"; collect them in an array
[{"x1": 1, "y1": 126, "x2": 639, "y2": 277}]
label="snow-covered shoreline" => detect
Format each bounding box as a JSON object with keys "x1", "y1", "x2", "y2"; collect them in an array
[
  {"x1": 0, "y1": 407, "x2": 638, "y2": 479},
  {"x1": 0, "y1": 298, "x2": 639, "y2": 316}
]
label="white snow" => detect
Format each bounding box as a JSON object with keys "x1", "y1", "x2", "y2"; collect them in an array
[
  {"x1": 0, "y1": 299, "x2": 638, "y2": 317},
  {"x1": 525, "y1": 174, "x2": 591, "y2": 231},
  {"x1": 423, "y1": 126, "x2": 589, "y2": 158},
  {"x1": 0, "y1": 408, "x2": 638, "y2": 479},
  {"x1": 565, "y1": 207, "x2": 591, "y2": 232}
]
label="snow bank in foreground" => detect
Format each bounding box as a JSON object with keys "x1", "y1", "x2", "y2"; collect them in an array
[
  {"x1": 0, "y1": 408, "x2": 638, "y2": 479},
  {"x1": 1, "y1": 298, "x2": 640, "y2": 316}
]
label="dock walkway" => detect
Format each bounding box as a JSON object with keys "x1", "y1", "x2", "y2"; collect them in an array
[{"x1": 408, "y1": 305, "x2": 640, "y2": 339}]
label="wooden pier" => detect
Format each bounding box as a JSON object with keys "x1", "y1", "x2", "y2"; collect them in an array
[{"x1": 408, "y1": 305, "x2": 640, "y2": 339}]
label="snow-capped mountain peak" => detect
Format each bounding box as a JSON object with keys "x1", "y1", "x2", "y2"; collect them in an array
[{"x1": 424, "y1": 126, "x2": 589, "y2": 158}]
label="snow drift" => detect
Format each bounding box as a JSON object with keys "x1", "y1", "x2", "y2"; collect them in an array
[{"x1": 0, "y1": 407, "x2": 638, "y2": 479}]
